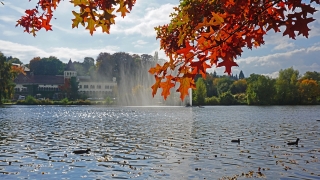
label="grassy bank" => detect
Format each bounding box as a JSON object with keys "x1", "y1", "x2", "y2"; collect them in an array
[{"x1": 14, "y1": 96, "x2": 114, "y2": 105}]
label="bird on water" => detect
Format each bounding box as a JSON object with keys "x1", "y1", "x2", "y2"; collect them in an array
[
  {"x1": 73, "y1": 148, "x2": 91, "y2": 154},
  {"x1": 287, "y1": 138, "x2": 299, "y2": 145},
  {"x1": 231, "y1": 138, "x2": 240, "y2": 143}
]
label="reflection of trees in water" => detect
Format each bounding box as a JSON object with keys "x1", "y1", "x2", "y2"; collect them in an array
[{"x1": 0, "y1": 117, "x2": 11, "y2": 142}]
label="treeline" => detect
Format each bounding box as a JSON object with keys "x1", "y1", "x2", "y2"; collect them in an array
[
  {"x1": 0, "y1": 53, "x2": 23, "y2": 104},
  {"x1": 1, "y1": 51, "x2": 161, "y2": 105},
  {"x1": 2, "y1": 51, "x2": 320, "y2": 106},
  {"x1": 193, "y1": 67, "x2": 320, "y2": 105}
]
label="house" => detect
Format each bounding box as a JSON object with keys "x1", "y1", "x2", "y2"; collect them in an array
[{"x1": 13, "y1": 59, "x2": 117, "y2": 100}]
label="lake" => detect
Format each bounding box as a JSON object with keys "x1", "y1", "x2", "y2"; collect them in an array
[{"x1": 0, "y1": 105, "x2": 319, "y2": 179}]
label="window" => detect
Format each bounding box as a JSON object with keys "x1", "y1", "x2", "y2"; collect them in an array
[
  {"x1": 105, "y1": 85, "x2": 109, "y2": 89},
  {"x1": 90, "y1": 85, "x2": 95, "y2": 89},
  {"x1": 84, "y1": 85, "x2": 88, "y2": 89},
  {"x1": 79, "y1": 85, "x2": 82, "y2": 88},
  {"x1": 97, "y1": 85, "x2": 101, "y2": 89}
]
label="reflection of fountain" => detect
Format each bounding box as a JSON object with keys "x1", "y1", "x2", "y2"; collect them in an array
[
  {"x1": 189, "y1": 88, "x2": 192, "y2": 106},
  {"x1": 184, "y1": 88, "x2": 193, "y2": 107}
]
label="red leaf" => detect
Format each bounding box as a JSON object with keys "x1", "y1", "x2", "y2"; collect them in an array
[
  {"x1": 191, "y1": 55, "x2": 211, "y2": 78},
  {"x1": 217, "y1": 60, "x2": 238, "y2": 75},
  {"x1": 176, "y1": 41, "x2": 195, "y2": 57}
]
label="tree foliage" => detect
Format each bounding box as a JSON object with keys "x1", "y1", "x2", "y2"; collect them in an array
[
  {"x1": 29, "y1": 56, "x2": 65, "y2": 75},
  {"x1": 15, "y1": 0, "x2": 320, "y2": 100},
  {"x1": 0, "y1": 52, "x2": 24, "y2": 104},
  {"x1": 246, "y1": 74, "x2": 276, "y2": 105},
  {"x1": 194, "y1": 78, "x2": 207, "y2": 105},
  {"x1": 275, "y1": 67, "x2": 299, "y2": 104}
]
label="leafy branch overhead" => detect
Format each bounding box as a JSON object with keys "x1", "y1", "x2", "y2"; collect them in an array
[
  {"x1": 15, "y1": 0, "x2": 320, "y2": 100},
  {"x1": 16, "y1": 0, "x2": 136, "y2": 36}
]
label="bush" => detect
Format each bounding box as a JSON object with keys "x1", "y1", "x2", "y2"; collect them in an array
[
  {"x1": 205, "y1": 96, "x2": 219, "y2": 105},
  {"x1": 219, "y1": 91, "x2": 236, "y2": 105},
  {"x1": 61, "y1": 98, "x2": 69, "y2": 105},
  {"x1": 24, "y1": 96, "x2": 38, "y2": 105},
  {"x1": 234, "y1": 93, "x2": 247, "y2": 105}
]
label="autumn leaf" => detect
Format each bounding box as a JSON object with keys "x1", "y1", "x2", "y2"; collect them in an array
[
  {"x1": 176, "y1": 41, "x2": 195, "y2": 58},
  {"x1": 148, "y1": 63, "x2": 163, "y2": 75},
  {"x1": 41, "y1": 17, "x2": 52, "y2": 31},
  {"x1": 190, "y1": 56, "x2": 211, "y2": 78},
  {"x1": 160, "y1": 75, "x2": 175, "y2": 100},
  {"x1": 86, "y1": 18, "x2": 96, "y2": 35},
  {"x1": 151, "y1": 75, "x2": 162, "y2": 97},
  {"x1": 72, "y1": 11, "x2": 83, "y2": 28},
  {"x1": 217, "y1": 60, "x2": 238, "y2": 75},
  {"x1": 176, "y1": 76, "x2": 195, "y2": 100},
  {"x1": 117, "y1": 0, "x2": 130, "y2": 18}
]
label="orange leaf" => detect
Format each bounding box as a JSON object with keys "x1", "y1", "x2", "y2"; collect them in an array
[
  {"x1": 148, "y1": 63, "x2": 163, "y2": 75},
  {"x1": 160, "y1": 75, "x2": 175, "y2": 100},
  {"x1": 151, "y1": 75, "x2": 162, "y2": 97},
  {"x1": 176, "y1": 76, "x2": 195, "y2": 100}
]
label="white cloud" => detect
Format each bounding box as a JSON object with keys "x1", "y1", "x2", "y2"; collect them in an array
[
  {"x1": 111, "y1": 3, "x2": 176, "y2": 37},
  {"x1": 3, "y1": 30, "x2": 19, "y2": 36},
  {"x1": 0, "y1": 40, "x2": 120, "y2": 63},
  {"x1": 273, "y1": 42, "x2": 295, "y2": 50},
  {"x1": 133, "y1": 39, "x2": 148, "y2": 47},
  {"x1": 262, "y1": 71, "x2": 279, "y2": 78},
  {"x1": 0, "y1": 16, "x2": 17, "y2": 22}
]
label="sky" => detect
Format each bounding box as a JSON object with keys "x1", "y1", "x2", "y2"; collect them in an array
[{"x1": 0, "y1": 0, "x2": 320, "y2": 78}]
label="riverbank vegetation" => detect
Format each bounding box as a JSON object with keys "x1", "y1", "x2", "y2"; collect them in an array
[
  {"x1": 192, "y1": 68, "x2": 320, "y2": 106},
  {"x1": 15, "y1": 96, "x2": 113, "y2": 105},
  {"x1": 1, "y1": 51, "x2": 319, "y2": 106}
]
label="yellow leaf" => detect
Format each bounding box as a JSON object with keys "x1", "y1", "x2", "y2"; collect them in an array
[
  {"x1": 72, "y1": 0, "x2": 88, "y2": 6},
  {"x1": 72, "y1": 11, "x2": 83, "y2": 28},
  {"x1": 86, "y1": 18, "x2": 96, "y2": 35},
  {"x1": 116, "y1": 0, "x2": 130, "y2": 18},
  {"x1": 211, "y1": 12, "x2": 224, "y2": 26},
  {"x1": 102, "y1": 8, "x2": 116, "y2": 24}
]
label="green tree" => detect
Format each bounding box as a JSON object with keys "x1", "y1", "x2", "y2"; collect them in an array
[
  {"x1": 70, "y1": 77, "x2": 79, "y2": 100},
  {"x1": 230, "y1": 79, "x2": 247, "y2": 94},
  {"x1": 0, "y1": 53, "x2": 16, "y2": 104},
  {"x1": 239, "y1": 70, "x2": 245, "y2": 79},
  {"x1": 29, "y1": 56, "x2": 64, "y2": 75},
  {"x1": 83, "y1": 57, "x2": 95, "y2": 73},
  {"x1": 275, "y1": 67, "x2": 299, "y2": 105},
  {"x1": 219, "y1": 91, "x2": 236, "y2": 105},
  {"x1": 7, "y1": 57, "x2": 23, "y2": 64},
  {"x1": 301, "y1": 71, "x2": 320, "y2": 82},
  {"x1": 215, "y1": 77, "x2": 234, "y2": 96},
  {"x1": 246, "y1": 74, "x2": 276, "y2": 105},
  {"x1": 194, "y1": 78, "x2": 207, "y2": 105}
]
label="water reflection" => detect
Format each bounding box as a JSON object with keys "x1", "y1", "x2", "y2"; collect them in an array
[{"x1": 0, "y1": 105, "x2": 319, "y2": 179}]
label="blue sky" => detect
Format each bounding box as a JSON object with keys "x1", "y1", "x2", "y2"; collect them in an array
[{"x1": 0, "y1": 0, "x2": 319, "y2": 78}]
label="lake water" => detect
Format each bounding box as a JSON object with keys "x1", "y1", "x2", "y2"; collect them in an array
[{"x1": 0, "y1": 105, "x2": 319, "y2": 179}]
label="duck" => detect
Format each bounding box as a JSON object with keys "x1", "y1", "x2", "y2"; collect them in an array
[
  {"x1": 287, "y1": 138, "x2": 299, "y2": 145},
  {"x1": 231, "y1": 138, "x2": 240, "y2": 143},
  {"x1": 73, "y1": 148, "x2": 91, "y2": 154}
]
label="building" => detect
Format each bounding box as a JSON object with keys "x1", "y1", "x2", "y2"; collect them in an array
[{"x1": 13, "y1": 59, "x2": 117, "y2": 100}]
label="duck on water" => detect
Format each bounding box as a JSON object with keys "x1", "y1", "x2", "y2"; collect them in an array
[
  {"x1": 231, "y1": 138, "x2": 240, "y2": 143},
  {"x1": 287, "y1": 138, "x2": 300, "y2": 145},
  {"x1": 73, "y1": 148, "x2": 91, "y2": 154}
]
